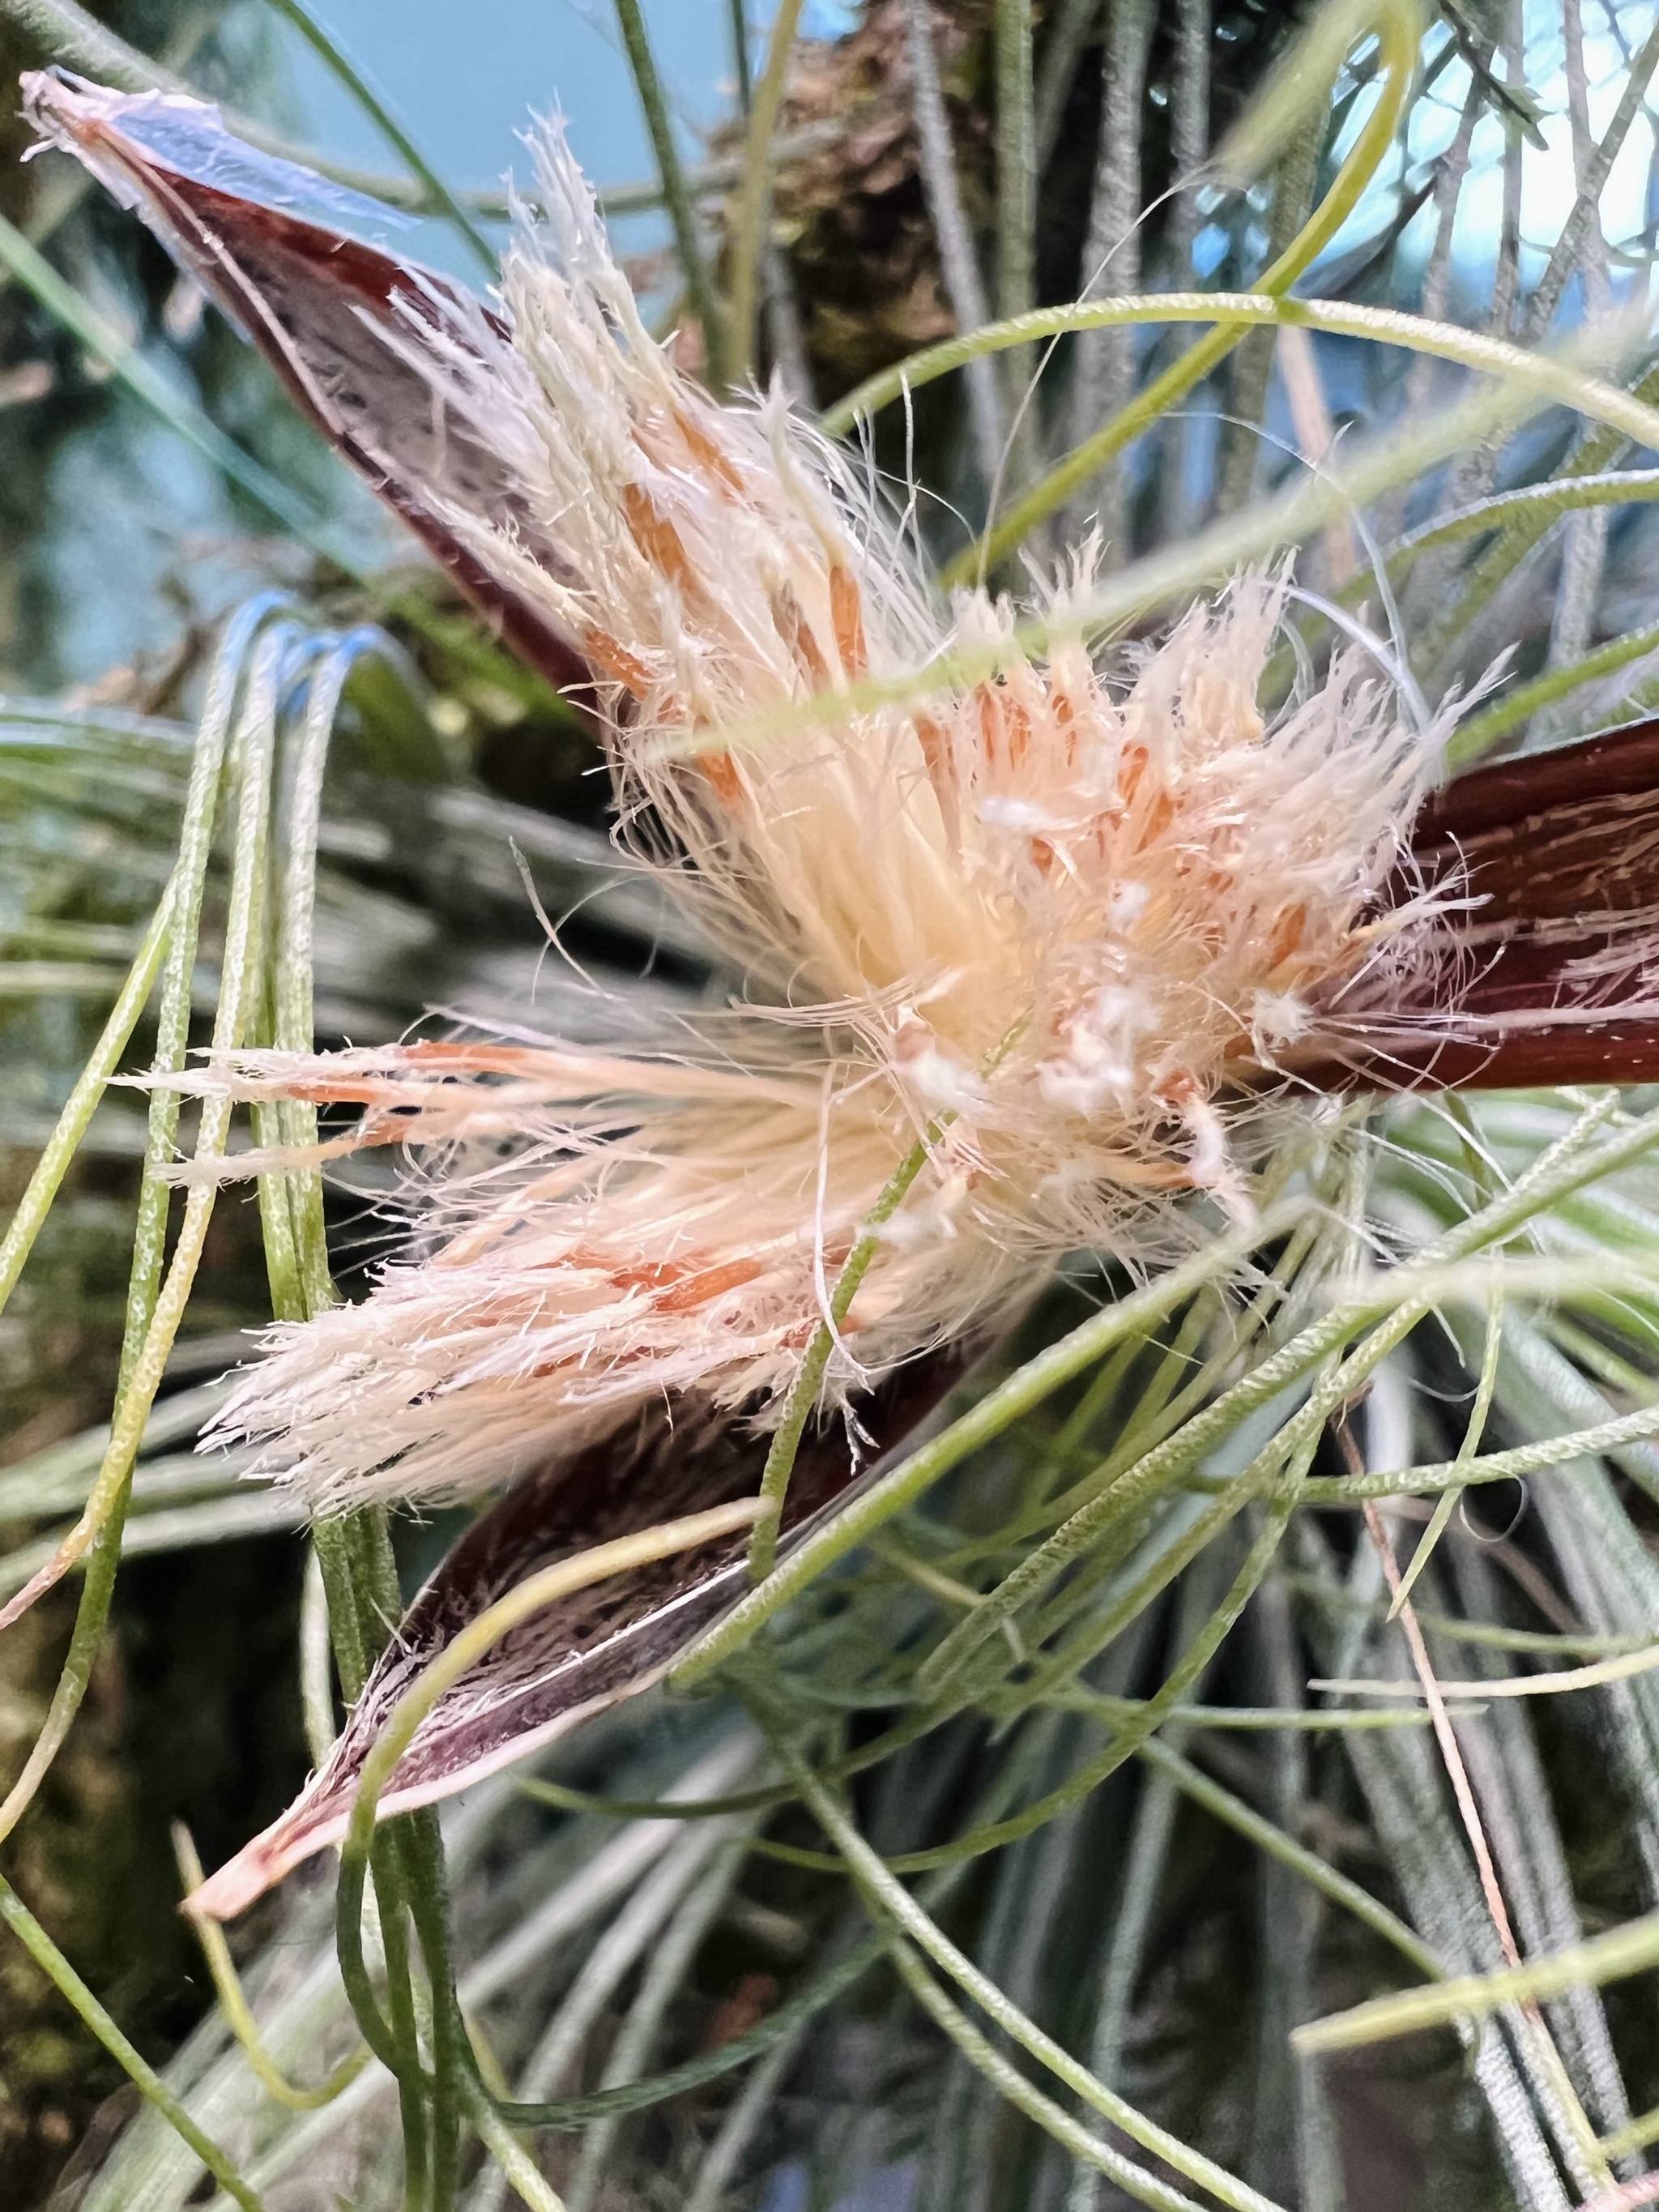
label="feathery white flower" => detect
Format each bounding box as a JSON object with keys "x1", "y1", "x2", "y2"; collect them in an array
[{"x1": 190, "y1": 120, "x2": 1453, "y2": 1511}]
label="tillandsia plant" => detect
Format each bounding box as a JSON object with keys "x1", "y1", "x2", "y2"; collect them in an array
[{"x1": 19, "y1": 2, "x2": 1659, "y2": 2209}]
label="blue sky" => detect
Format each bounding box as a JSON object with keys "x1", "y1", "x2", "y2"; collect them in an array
[{"x1": 267, "y1": 1, "x2": 855, "y2": 194}]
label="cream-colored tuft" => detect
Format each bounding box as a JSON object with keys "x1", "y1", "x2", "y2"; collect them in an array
[{"x1": 194, "y1": 120, "x2": 1457, "y2": 1510}]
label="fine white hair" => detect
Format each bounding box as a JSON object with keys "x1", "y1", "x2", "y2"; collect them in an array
[{"x1": 191, "y1": 120, "x2": 1457, "y2": 1510}]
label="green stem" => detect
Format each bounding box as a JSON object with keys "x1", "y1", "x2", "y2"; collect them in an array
[
  {"x1": 897, "y1": 1491, "x2": 1303, "y2": 1875},
  {"x1": 1134, "y1": 1739, "x2": 1440, "y2": 1978},
  {"x1": 674, "y1": 1202, "x2": 1300, "y2": 1689},
  {"x1": 1215, "y1": 118, "x2": 1320, "y2": 515},
  {"x1": 1448, "y1": 617, "x2": 1659, "y2": 760},
  {"x1": 689, "y1": 334, "x2": 1644, "y2": 774},
  {"x1": 612, "y1": 0, "x2": 725, "y2": 381},
  {"x1": 0, "y1": 598, "x2": 286, "y2": 1847},
  {"x1": 727, "y1": 0, "x2": 752, "y2": 111},
  {"x1": 0, "y1": 213, "x2": 551, "y2": 701},
  {"x1": 822, "y1": 294, "x2": 1659, "y2": 451},
  {"x1": 726, "y1": 0, "x2": 804, "y2": 388},
  {"x1": 1297, "y1": 1398, "x2": 1659, "y2": 1503},
  {"x1": 994, "y1": 0, "x2": 1035, "y2": 323},
  {"x1": 1386, "y1": 1283, "x2": 1500, "y2": 1614},
  {"x1": 912, "y1": 1094, "x2": 1635, "y2": 1690},
  {"x1": 1416, "y1": 351, "x2": 1659, "y2": 683},
  {"x1": 0, "y1": 214, "x2": 351, "y2": 559},
  {"x1": 1, "y1": 0, "x2": 488, "y2": 218},
  {"x1": 251, "y1": 635, "x2": 443, "y2": 2189},
  {"x1": 777, "y1": 1741, "x2": 1287, "y2": 2212},
  {"x1": 332, "y1": 1503, "x2": 766, "y2": 2124},
  {"x1": 403, "y1": 1814, "x2": 467, "y2": 2211},
  {"x1": 173, "y1": 1826, "x2": 369, "y2": 2111},
  {"x1": 380, "y1": 1847, "x2": 431, "y2": 2212},
  {"x1": 937, "y1": 1132, "x2": 1654, "y2": 1680},
  {"x1": 463, "y1": 2075, "x2": 566, "y2": 2210},
  {"x1": 942, "y1": 0, "x2": 1424, "y2": 578},
  {"x1": 748, "y1": 1121, "x2": 945, "y2": 1582},
  {"x1": 492, "y1": 1937, "x2": 883, "y2": 2128},
  {"x1": 0, "y1": 871, "x2": 173, "y2": 1317},
  {"x1": 890, "y1": 1941, "x2": 1209, "y2": 2212},
  {"x1": 0, "y1": 1872, "x2": 267, "y2": 2211},
  {"x1": 0, "y1": 0, "x2": 886, "y2": 226},
  {"x1": 1294, "y1": 1909, "x2": 1659, "y2": 2056}
]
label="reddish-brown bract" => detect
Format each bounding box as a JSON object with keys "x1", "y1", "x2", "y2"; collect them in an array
[{"x1": 1402, "y1": 715, "x2": 1659, "y2": 1086}]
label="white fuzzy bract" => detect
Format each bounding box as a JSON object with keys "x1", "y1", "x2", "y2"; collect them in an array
[{"x1": 197, "y1": 122, "x2": 1455, "y2": 1510}]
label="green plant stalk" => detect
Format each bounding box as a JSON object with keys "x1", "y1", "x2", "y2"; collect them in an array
[
  {"x1": 1449, "y1": 619, "x2": 1659, "y2": 758},
  {"x1": 749, "y1": 1121, "x2": 945, "y2": 1580},
  {"x1": 989, "y1": 0, "x2": 1038, "y2": 502},
  {"x1": 1415, "y1": 1616, "x2": 1654, "y2": 1659},
  {"x1": 0, "y1": 0, "x2": 483, "y2": 219},
  {"x1": 0, "y1": 1873, "x2": 266, "y2": 2212},
  {"x1": 0, "y1": 0, "x2": 842, "y2": 224},
  {"x1": 314, "y1": 1514, "x2": 429, "y2": 2134},
  {"x1": 1319, "y1": 1634, "x2": 1659, "y2": 1700},
  {"x1": 994, "y1": 0, "x2": 1035, "y2": 322},
  {"x1": 889, "y1": 1941, "x2": 1210, "y2": 2212},
  {"x1": 261, "y1": 0, "x2": 495, "y2": 271},
  {"x1": 1228, "y1": 140, "x2": 1324, "y2": 519},
  {"x1": 463, "y1": 2076, "x2": 565, "y2": 2212},
  {"x1": 249, "y1": 634, "x2": 450, "y2": 2203},
  {"x1": 726, "y1": 0, "x2": 804, "y2": 388},
  {"x1": 173, "y1": 1826, "x2": 369, "y2": 2111},
  {"x1": 1293, "y1": 1909, "x2": 1659, "y2": 2056},
  {"x1": 1388, "y1": 1285, "x2": 1501, "y2": 1614},
  {"x1": 1383, "y1": 465, "x2": 1659, "y2": 571},
  {"x1": 383, "y1": 1839, "x2": 431, "y2": 2212},
  {"x1": 1017, "y1": 1434, "x2": 1312, "y2": 1704},
  {"x1": 1521, "y1": 7, "x2": 1659, "y2": 344},
  {"x1": 493, "y1": 1936, "x2": 885, "y2": 2128},
  {"x1": 502, "y1": 1693, "x2": 1154, "y2": 2138},
  {"x1": 822, "y1": 294, "x2": 1659, "y2": 448},
  {"x1": 727, "y1": 0, "x2": 752, "y2": 109},
  {"x1": 402, "y1": 1817, "x2": 467, "y2": 2209},
  {"x1": 1597, "y1": 2103, "x2": 1659, "y2": 2163},
  {"x1": 913, "y1": 1100, "x2": 1648, "y2": 1697},
  {"x1": 332, "y1": 1502, "x2": 767, "y2": 2128},
  {"x1": 567, "y1": 1854, "x2": 745, "y2": 2205},
  {"x1": 680, "y1": 2020, "x2": 806, "y2": 2212},
  {"x1": 674, "y1": 1202, "x2": 1302, "y2": 1689},
  {"x1": 916, "y1": 1249, "x2": 1570, "y2": 1698},
  {"x1": 792, "y1": 1481, "x2": 1304, "y2": 1882},
  {"x1": 776, "y1": 1741, "x2": 1286, "y2": 2212},
  {"x1": 1260, "y1": 463, "x2": 1659, "y2": 702},
  {"x1": 1295, "y1": 1399, "x2": 1659, "y2": 1503},
  {"x1": 941, "y1": 0, "x2": 1423, "y2": 578},
  {"x1": 0, "y1": 600, "x2": 287, "y2": 1848},
  {"x1": 674, "y1": 339, "x2": 1646, "y2": 775},
  {"x1": 1135, "y1": 1737, "x2": 1441, "y2": 1976},
  {"x1": 0, "y1": 869, "x2": 173, "y2": 1315},
  {"x1": 954, "y1": 1284, "x2": 1273, "y2": 1565},
  {"x1": 612, "y1": 0, "x2": 725, "y2": 381},
  {"x1": 1034, "y1": 0, "x2": 1107, "y2": 171},
  {"x1": 1047, "y1": 1685, "x2": 1439, "y2": 1732},
  {"x1": 1418, "y1": 352, "x2": 1659, "y2": 685}
]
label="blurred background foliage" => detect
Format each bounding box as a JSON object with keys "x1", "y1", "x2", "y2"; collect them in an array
[{"x1": 12, "y1": 3, "x2": 1659, "y2": 2210}]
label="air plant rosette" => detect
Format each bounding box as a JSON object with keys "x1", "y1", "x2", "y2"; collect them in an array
[{"x1": 14, "y1": 10, "x2": 1659, "y2": 2210}]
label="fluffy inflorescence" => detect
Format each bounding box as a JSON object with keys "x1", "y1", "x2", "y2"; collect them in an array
[{"x1": 199, "y1": 123, "x2": 1454, "y2": 1510}]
